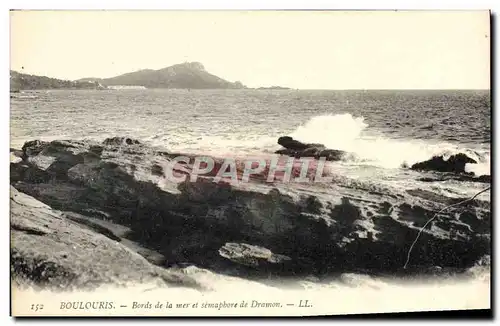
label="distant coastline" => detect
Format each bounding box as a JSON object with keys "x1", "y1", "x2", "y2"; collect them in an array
[
  {"x1": 10, "y1": 70, "x2": 106, "y2": 91},
  {"x1": 256, "y1": 86, "x2": 291, "y2": 90}
]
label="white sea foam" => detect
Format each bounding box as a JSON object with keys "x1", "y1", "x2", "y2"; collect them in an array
[{"x1": 289, "y1": 113, "x2": 490, "y2": 175}]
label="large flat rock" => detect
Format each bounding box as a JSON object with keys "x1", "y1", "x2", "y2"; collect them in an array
[{"x1": 11, "y1": 186, "x2": 204, "y2": 291}]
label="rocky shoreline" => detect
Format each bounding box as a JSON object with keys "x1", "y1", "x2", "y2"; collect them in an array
[{"x1": 10, "y1": 137, "x2": 491, "y2": 291}]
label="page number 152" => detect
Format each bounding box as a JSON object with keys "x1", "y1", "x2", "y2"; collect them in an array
[{"x1": 31, "y1": 304, "x2": 44, "y2": 312}]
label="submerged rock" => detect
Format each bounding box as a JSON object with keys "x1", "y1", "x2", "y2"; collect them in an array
[
  {"x1": 275, "y1": 136, "x2": 346, "y2": 161},
  {"x1": 278, "y1": 136, "x2": 324, "y2": 151},
  {"x1": 418, "y1": 174, "x2": 491, "y2": 184}
]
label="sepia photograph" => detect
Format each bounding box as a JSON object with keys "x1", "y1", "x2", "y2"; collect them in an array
[{"x1": 9, "y1": 9, "x2": 491, "y2": 317}]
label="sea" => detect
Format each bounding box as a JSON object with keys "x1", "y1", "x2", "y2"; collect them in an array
[{"x1": 10, "y1": 88, "x2": 491, "y2": 201}]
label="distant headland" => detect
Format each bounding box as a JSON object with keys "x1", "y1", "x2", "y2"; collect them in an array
[
  {"x1": 78, "y1": 62, "x2": 246, "y2": 89},
  {"x1": 10, "y1": 62, "x2": 292, "y2": 91}
]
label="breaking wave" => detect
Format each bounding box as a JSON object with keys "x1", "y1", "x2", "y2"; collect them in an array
[{"x1": 289, "y1": 113, "x2": 490, "y2": 175}]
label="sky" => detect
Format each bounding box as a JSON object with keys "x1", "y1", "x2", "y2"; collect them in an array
[{"x1": 10, "y1": 10, "x2": 490, "y2": 89}]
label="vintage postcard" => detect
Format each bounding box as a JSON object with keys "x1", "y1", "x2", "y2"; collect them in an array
[{"x1": 9, "y1": 10, "x2": 491, "y2": 317}]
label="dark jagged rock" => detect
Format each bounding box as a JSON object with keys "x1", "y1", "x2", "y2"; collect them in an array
[
  {"x1": 275, "y1": 136, "x2": 346, "y2": 161},
  {"x1": 21, "y1": 140, "x2": 48, "y2": 158},
  {"x1": 278, "y1": 136, "x2": 324, "y2": 151},
  {"x1": 410, "y1": 153, "x2": 478, "y2": 174},
  {"x1": 10, "y1": 137, "x2": 491, "y2": 287}
]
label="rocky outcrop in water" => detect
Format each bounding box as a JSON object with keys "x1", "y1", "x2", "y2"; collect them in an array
[
  {"x1": 410, "y1": 153, "x2": 490, "y2": 183},
  {"x1": 275, "y1": 136, "x2": 346, "y2": 161},
  {"x1": 10, "y1": 137, "x2": 491, "y2": 288}
]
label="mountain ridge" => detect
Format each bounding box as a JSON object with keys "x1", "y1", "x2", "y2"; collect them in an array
[
  {"x1": 78, "y1": 62, "x2": 246, "y2": 89},
  {"x1": 10, "y1": 62, "x2": 297, "y2": 90}
]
